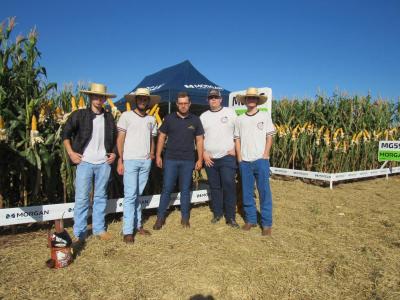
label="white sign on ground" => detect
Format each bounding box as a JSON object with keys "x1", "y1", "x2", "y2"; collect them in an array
[{"x1": 229, "y1": 87, "x2": 272, "y2": 116}]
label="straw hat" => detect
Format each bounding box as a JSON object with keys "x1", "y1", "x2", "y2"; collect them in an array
[
  {"x1": 80, "y1": 83, "x2": 116, "y2": 98},
  {"x1": 236, "y1": 87, "x2": 267, "y2": 105},
  {"x1": 124, "y1": 88, "x2": 161, "y2": 108}
]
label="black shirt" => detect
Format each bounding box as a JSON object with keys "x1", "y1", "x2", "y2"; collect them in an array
[
  {"x1": 62, "y1": 108, "x2": 117, "y2": 162},
  {"x1": 159, "y1": 112, "x2": 204, "y2": 161}
]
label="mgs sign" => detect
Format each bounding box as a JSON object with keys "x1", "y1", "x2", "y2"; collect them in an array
[{"x1": 378, "y1": 141, "x2": 400, "y2": 162}]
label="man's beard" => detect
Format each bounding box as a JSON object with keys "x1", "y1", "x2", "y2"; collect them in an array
[
  {"x1": 136, "y1": 103, "x2": 148, "y2": 114},
  {"x1": 178, "y1": 108, "x2": 189, "y2": 115}
]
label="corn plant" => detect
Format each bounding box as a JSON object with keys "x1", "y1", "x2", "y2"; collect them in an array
[
  {"x1": 271, "y1": 94, "x2": 400, "y2": 173},
  {"x1": 0, "y1": 17, "x2": 59, "y2": 207}
]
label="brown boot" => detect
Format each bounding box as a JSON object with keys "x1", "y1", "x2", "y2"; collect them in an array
[
  {"x1": 242, "y1": 223, "x2": 257, "y2": 231},
  {"x1": 123, "y1": 234, "x2": 134, "y2": 244},
  {"x1": 181, "y1": 219, "x2": 190, "y2": 228},
  {"x1": 153, "y1": 218, "x2": 165, "y2": 230},
  {"x1": 262, "y1": 227, "x2": 272, "y2": 236},
  {"x1": 136, "y1": 227, "x2": 151, "y2": 236}
]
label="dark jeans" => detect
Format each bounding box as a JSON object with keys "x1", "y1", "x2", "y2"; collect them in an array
[
  {"x1": 205, "y1": 155, "x2": 237, "y2": 221},
  {"x1": 239, "y1": 159, "x2": 273, "y2": 227},
  {"x1": 157, "y1": 159, "x2": 195, "y2": 220}
]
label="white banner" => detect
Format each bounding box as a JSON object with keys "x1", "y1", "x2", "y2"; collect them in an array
[
  {"x1": 270, "y1": 167, "x2": 333, "y2": 181},
  {"x1": 228, "y1": 87, "x2": 272, "y2": 117},
  {"x1": 332, "y1": 169, "x2": 388, "y2": 181},
  {"x1": 0, "y1": 190, "x2": 210, "y2": 227},
  {"x1": 270, "y1": 166, "x2": 400, "y2": 182}
]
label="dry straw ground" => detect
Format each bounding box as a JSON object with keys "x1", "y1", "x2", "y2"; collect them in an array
[{"x1": 1, "y1": 176, "x2": 400, "y2": 300}]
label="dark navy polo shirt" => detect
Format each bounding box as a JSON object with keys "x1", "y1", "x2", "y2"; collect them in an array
[{"x1": 159, "y1": 112, "x2": 204, "y2": 161}]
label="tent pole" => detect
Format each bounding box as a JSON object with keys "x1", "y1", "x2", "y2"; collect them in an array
[{"x1": 168, "y1": 89, "x2": 171, "y2": 113}]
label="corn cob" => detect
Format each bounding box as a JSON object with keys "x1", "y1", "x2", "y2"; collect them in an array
[
  {"x1": 71, "y1": 96, "x2": 77, "y2": 111},
  {"x1": 0, "y1": 116, "x2": 7, "y2": 142},
  {"x1": 154, "y1": 110, "x2": 162, "y2": 126},
  {"x1": 78, "y1": 96, "x2": 85, "y2": 109},
  {"x1": 31, "y1": 115, "x2": 37, "y2": 131},
  {"x1": 107, "y1": 98, "x2": 115, "y2": 109},
  {"x1": 148, "y1": 104, "x2": 159, "y2": 116}
]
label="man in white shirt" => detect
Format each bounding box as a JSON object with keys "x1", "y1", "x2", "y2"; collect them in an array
[
  {"x1": 117, "y1": 88, "x2": 159, "y2": 243},
  {"x1": 234, "y1": 87, "x2": 276, "y2": 236},
  {"x1": 200, "y1": 89, "x2": 239, "y2": 228},
  {"x1": 62, "y1": 83, "x2": 117, "y2": 242}
]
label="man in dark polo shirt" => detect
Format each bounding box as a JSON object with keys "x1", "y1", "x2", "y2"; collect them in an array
[{"x1": 154, "y1": 92, "x2": 204, "y2": 229}]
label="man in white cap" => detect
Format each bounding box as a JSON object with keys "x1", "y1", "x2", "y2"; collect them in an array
[
  {"x1": 62, "y1": 83, "x2": 117, "y2": 242},
  {"x1": 200, "y1": 89, "x2": 239, "y2": 228},
  {"x1": 234, "y1": 87, "x2": 276, "y2": 236},
  {"x1": 117, "y1": 88, "x2": 159, "y2": 243}
]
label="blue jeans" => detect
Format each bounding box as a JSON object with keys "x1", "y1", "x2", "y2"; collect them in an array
[
  {"x1": 239, "y1": 159, "x2": 273, "y2": 227},
  {"x1": 205, "y1": 155, "x2": 237, "y2": 221},
  {"x1": 157, "y1": 159, "x2": 195, "y2": 220},
  {"x1": 74, "y1": 161, "x2": 111, "y2": 239},
  {"x1": 123, "y1": 159, "x2": 152, "y2": 234}
]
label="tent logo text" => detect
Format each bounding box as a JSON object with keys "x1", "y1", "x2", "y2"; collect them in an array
[
  {"x1": 184, "y1": 84, "x2": 222, "y2": 90},
  {"x1": 146, "y1": 84, "x2": 165, "y2": 91}
]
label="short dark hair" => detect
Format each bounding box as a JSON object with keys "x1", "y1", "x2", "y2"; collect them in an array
[{"x1": 177, "y1": 91, "x2": 190, "y2": 102}]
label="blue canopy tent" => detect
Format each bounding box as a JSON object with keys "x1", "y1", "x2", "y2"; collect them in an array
[{"x1": 115, "y1": 60, "x2": 230, "y2": 115}]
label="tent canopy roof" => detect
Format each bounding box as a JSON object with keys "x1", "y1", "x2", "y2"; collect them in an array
[{"x1": 116, "y1": 60, "x2": 230, "y2": 109}]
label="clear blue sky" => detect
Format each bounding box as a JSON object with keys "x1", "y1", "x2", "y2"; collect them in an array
[{"x1": 2, "y1": 0, "x2": 400, "y2": 100}]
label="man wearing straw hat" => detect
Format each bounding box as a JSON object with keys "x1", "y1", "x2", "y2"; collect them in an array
[
  {"x1": 153, "y1": 91, "x2": 204, "y2": 229},
  {"x1": 116, "y1": 88, "x2": 159, "y2": 244},
  {"x1": 62, "y1": 83, "x2": 118, "y2": 242},
  {"x1": 200, "y1": 89, "x2": 239, "y2": 228},
  {"x1": 234, "y1": 87, "x2": 276, "y2": 236}
]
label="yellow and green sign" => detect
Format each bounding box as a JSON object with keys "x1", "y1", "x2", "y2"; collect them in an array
[{"x1": 378, "y1": 141, "x2": 400, "y2": 161}]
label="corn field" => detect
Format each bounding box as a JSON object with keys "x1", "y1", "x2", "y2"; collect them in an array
[
  {"x1": 271, "y1": 96, "x2": 400, "y2": 172},
  {"x1": 0, "y1": 18, "x2": 399, "y2": 209}
]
